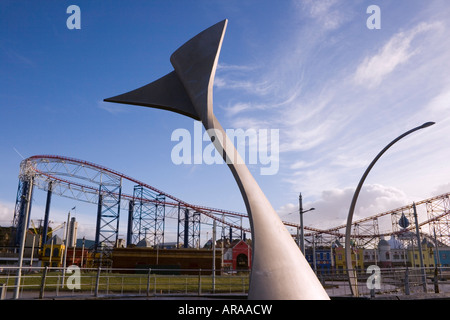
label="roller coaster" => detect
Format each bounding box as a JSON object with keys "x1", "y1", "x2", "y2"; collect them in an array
[{"x1": 11, "y1": 155, "x2": 450, "y2": 255}]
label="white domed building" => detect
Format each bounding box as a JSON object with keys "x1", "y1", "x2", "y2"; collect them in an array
[{"x1": 378, "y1": 237, "x2": 391, "y2": 268}]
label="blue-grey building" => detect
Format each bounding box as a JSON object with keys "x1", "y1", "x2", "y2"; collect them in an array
[
  {"x1": 436, "y1": 247, "x2": 450, "y2": 268},
  {"x1": 305, "y1": 247, "x2": 333, "y2": 274}
]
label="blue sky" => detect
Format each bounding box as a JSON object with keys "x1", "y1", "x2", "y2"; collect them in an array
[{"x1": 1, "y1": 1, "x2": 450, "y2": 241}]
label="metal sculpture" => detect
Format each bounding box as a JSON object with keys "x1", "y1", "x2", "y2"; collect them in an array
[
  {"x1": 344, "y1": 122, "x2": 434, "y2": 296},
  {"x1": 104, "y1": 19, "x2": 329, "y2": 299}
]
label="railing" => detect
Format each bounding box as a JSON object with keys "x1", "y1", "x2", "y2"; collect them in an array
[
  {"x1": 0, "y1": 266, "x2": 250, "y2": 300},
  {"x1": 1, "y1": 266, "x2": 449, "y2": 299},
  {"x1": 319, "y1": 266, "x2": 450, "y2": 298}
]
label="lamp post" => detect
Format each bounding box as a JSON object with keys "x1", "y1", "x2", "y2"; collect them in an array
[
  {"x1": 299, "y1": 193, "x2": 315, "y2": 254},
  {"x1": 345, "y1": 122, "x2": 435, "y2": 297},
  {"x1": 61, "y1": 209, "x2": 72, "y2": 288}
]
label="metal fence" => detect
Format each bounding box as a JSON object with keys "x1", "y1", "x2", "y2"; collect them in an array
[
  {"x1": 319, "y1": 266, "x2": 450, "y2": 298},
  {"x1": 1, "y1": 266, "x2": 449, "y2": 299},
  {"x1": 0, "y1": 266, "x2": 250, "y2": 300}
]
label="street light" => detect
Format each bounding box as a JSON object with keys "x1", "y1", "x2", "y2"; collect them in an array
[
  {"x1": 345, "y1": 121, "x2": 435, "y2": 297},
  {"x1": 299, "y1": 193, "x2": 315, "y2": 254}
]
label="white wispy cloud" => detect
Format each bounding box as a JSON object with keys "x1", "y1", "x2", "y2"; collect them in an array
[
  {"x1": 214, "y1": 69, "x2": 275, "y2": 100},
  {"x1": 214, "y1": 1, "x2": 450, "y2": 227},
  {"x1": 423, "y1": 87, "x2": 450, "y2": 116},
  {"x1": 224, "y1": 102, "x2": 252, "y2": 116},
  {"x1": 97, "y1": 100, "x2": 130, "y2": 115},
  {"x1": 1, "y1": 46, "x2": 35, "y2": 67},
  {"x1": 296, "y1": 0, "x2": 353, "y2": 31},
  {"x1": 278, "y1": 184, "x2": 411, "y2": 231},
  {"x1": 354, "y1": 22, "x2": 443, "y2": 88},
  {"x1": 0, "y1": 200, "x2": 14, "y2": 226},
  {"x1": 217, "y1": 62, "x2": 256, "y2": 72},
  {"x1": 290, "y1": 160, "x2": 320, "y2": 170}
]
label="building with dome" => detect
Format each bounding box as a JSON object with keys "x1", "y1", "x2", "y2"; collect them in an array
[
  {"x1": 378, "y1": 238, "x2": 391, "y2": 268},
  {"x1": 326, "y1": 234, "x2": 450, "y2": 274},
  {"x1": 372, "y1": 236, "x2": 408, "y2": 268}
]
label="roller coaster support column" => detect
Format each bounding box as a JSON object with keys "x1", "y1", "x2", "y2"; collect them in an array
[
  {"x1": 94, "y1": 182, "x2": 122, "y2": 254},
  {"x1": 95, "y1": 192, "x2": 103, "y2": 250},
  {"x1": 184, "y1": 209, "x2": 189, "y2": 248},
  {"x1": 13, "y1": 178, "x2": 34, "y2": 247},
  {"x1": 127, "y1": 200, "x2": 134, "y2": 246},
  {"x1": 13, "y1": 176, "x2": 34, "y2": 299},
  {"x1": 177, "y1": 203, "x2": 181, "y2": 248},
  {"x1": 42, "y1": 181, "x2": 53, "y2": 249}
]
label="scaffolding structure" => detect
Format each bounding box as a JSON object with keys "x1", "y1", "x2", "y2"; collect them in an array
[
  {"x1": 94, "y1": 182, "x2": 122, "y2": 251},
  {"x1": 177, "y1": 208, "x2": 201, "y2": 248},
  {"x1": 10, "y1": 155, "x2": 450, "y2": 262},
  {"x1": 426, "y1": 194, "x2": 450, "y2": 247},
  {"x1": 128, "y1": 185, "x2": 166, "y2": 247},
  {"x1": 10, "y1": 155, "x2": 250, "y2": 254}
]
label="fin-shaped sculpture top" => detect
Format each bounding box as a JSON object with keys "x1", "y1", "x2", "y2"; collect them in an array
[{"x1": 105, "y1": 19, "x2": 329, "y2": 300}]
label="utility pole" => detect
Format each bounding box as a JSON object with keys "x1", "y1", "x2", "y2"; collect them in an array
[
  {"x1": 299, "y1": 193, "x2": 304, "y2": 254},
  {"x1": 212, "y1": 220, "x2": 216, "y2": 293},
  {"x1": 299, "y1": 193, "x2": 315, "y2": 254},
  {"x1": 413, "y1": 203, "x2": 427, "y2": 292},
  {"x1": 61, "y1": 211, "x2": 71, "y2": 288}
]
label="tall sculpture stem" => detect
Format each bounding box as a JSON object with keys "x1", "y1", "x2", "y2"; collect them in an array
[{"x1": 105, "y1": 19, "x2": 330, "y2": 299}]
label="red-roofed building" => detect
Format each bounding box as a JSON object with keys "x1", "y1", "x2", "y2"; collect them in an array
[{"x1": 223, "y1": 240, "x2": 252, "y2": 271}]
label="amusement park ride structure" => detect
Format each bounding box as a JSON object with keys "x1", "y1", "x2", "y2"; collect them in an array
[
  {"x1": 12, "y1": 155, "x2": 248, "y2": 251},
  {"x1": 11, "y1": 153, "x2": 450, "y2": 301},
  {"x1": 12, "y1": 154, "x2": 450, "y2": 254}
]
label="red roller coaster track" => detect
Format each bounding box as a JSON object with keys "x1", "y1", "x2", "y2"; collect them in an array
[
  {"x1": 20, "y1": 155, "x2": 250, "y2": 232},
  {"x1": 16, "y1": 155, "x2": 450, "y2": 244}
]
